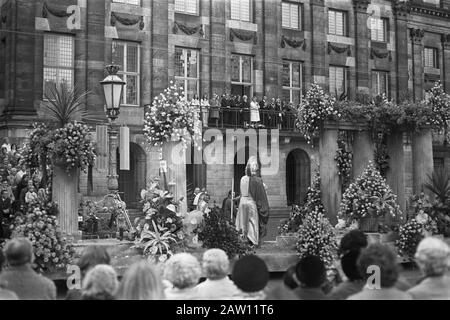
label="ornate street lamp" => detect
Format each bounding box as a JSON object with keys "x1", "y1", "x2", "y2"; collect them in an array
[{"x1": 100, "y1": 65, "x2": 125, "y2": 193}]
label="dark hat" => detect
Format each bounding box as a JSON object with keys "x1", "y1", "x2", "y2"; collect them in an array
[{"x1": 232, "y1": 255, "x2": 269, "y2": 293}]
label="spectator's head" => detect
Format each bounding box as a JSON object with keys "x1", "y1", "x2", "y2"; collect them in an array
[
  {"x1": 202, "y1": 249, "x2": 229, "y2": 280},
  {"x1": 1, "y1": 147, "x2": 7, "y2": 155},
  {"x1": 9, "y1": 168, "x2": 17, "y2": 176},
  {"x1": 82, "y1": 264, "x2": 118, "y2": 300},
  {"x1": 283, "y1": 265, "x2": 300, "y2": 289},
  {"x1": 232, "y1": 255, "x2": 269, "y2": 293},
  {"x1": 202, "y1": 93, "x2": 208, "y2": 99},
  {"x1": 163, "y1": 253, "x2": 201, "y2": 289},
  {"x1": 28, "y1": 185, "x2": 35, "y2": 193},
  {"x1": 193, "y1": 94, "x2": 199, "y2": 100},
  {"x1": 263, "y1": 96, "x2": 267, "y2": 100},
  {"x1": 341, "y1": 250, "x2": 363, "y2": 281},
  {"x1": 295, "y1": 255, "x2": 326, "y2": 288},
  {"x1": 1, "y1": 190, "x2": 9, "y2": 199},
  {"x1": 242, "y1": 95, "x2": 248, "y2": 101},
  {"x1": 3, "y1": 137, "x2": 9, "y2": 145},
  {"x1": 339, "y1": 230, "x2": 368, "y2": 256},
  {"x1": 116, "y1": 261, "x2": 165, "y2": 300},
  {"x1": 77, "y1": 245, "x2": 111, "y2": 278},
  {"x1": 11, "y1": 143, "x2": 17, "y2": 151},
  {"x1": 3, "y1": 237, "x2": 34, "y2": 267},
  {"x1": 227, "y1": 190, "x2": 232, "y2": 198},
  {"x1": 201, "y1": 187, "x2": 206, "y2": 193},
  {"x1": 415, "y1": 237, "x2": 450, "y2": 277},
  {"x1": 27, "y1": 180, "x2": 34, "y2": 188},
  {"x1": 194, "y1": 187, "x2": 200, "y2": 194},
  {"x1": 252, "y1": 96, "x2": 257, "y2": 102},
  {"x1": 1, "y1": 179, "x2": 8, "y2": 189},
  {"x1": 357, "y1": 244, "x2": 399, "y2": 288}
]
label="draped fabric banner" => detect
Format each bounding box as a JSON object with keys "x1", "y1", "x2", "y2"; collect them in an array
[
  {"x1": 96, "y1": 125, "x2": 108, "y2": 170},
  {"x1": 120, "y1": 126, "x2": 130, "y2": 171},
  {"x1": 110, "y1": 11, "x2": 145, "y2": 30}
]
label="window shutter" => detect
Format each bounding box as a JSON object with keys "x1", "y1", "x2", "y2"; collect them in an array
[
  {"x1": 335, "y1": 12, "x2": 343, "y2": 36},
  {"x1": 230, "y1": 0, "x2": 240, "y2": 20},
  {"x1": 240, "y1": 0, "x2": 250, "y2": 21},
  {"x1": 290, "y1": 4, "x2": 299, "y2": 29},
  {"x1": 282, "y1": 2, "x2": 290, "y2": 28},
  {"x1": 328, "y1": 11, "x2": 335, "y2": 35},
  {"x1": 329, "y1": 67, "x2": 336, "y2": 95}
]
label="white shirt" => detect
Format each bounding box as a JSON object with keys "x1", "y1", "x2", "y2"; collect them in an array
[{"x1": 196, "y1": 277, "x2": 239, "y2": 300}]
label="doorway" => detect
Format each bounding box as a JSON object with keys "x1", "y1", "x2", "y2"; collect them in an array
[
  {"x1": 286, "y1": 149, "x2": 310, "y2": 206},
  {"x1": 117, "y1": 142, "x2": 147, "y2": 209}
]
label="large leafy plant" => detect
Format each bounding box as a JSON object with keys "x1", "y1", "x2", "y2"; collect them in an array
[
  {"x1": 424, "y1": 170, "x2": 450, "y2": 236},
  {"x1": 135, "y1": 220, "x2": 178, "y2": 263}
]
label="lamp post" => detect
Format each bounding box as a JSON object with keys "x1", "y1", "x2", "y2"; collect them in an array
[{"x1": 100, "y1": 65, "x2": 125, "y2": 193}]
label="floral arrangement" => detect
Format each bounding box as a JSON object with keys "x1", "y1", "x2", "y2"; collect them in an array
[
  {"x1": 295, "y1": 83, "x2": 339, "y2": 145},
  {"x1": 339, "y1": 162, "x2": 401, "y2": 221},
  {"x1": 134, "y1": 181, "x2": 185, "y2": 262},
  {"x1": 9, "y1": 203, "x2": 74, "y2": 273},
  {"x1": 278, "y1": 171, "x2": 324, "y2": 235},
  {"x1": 296, "y1": 207, "x2": 338, "y2": 268},
  {"x1": 374, "y1": 136, "x2": 390, "y2": 177},
  {"x1": 396, "y1": 219, "x2": 424, "y2": 259},
  {"x1": 335, "y1": 138, "x2": 352, "y2": 190},
  {"x1": 47, "y1": 121, "x2": 96, "y2": 173},
  {"x1": 409, "y1": 193, "x2": 438, "y2": 235},
  {"x1": 143, "y1": 82, "x2": 202, "y2": 149},
  {"x1": 197, "y1": 207, "x2": 254, "y2": 259},
  {"x1": 24, "y1": 123, "x2": 51, "y2": 170}
]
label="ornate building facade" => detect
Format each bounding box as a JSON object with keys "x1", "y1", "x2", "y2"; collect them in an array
[{"x1": 1, "y1": 0, "x2": 450, "y2": 238}]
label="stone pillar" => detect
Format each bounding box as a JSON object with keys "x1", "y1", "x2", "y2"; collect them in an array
[
  {"x1": 107, "y1": 125, "x2": 119, "y2": 192},
  {"x1": 209, "y1": 0, "x2": 226, "y2": 95},
  {"x1": 353, "y1": 0, "x2": 370, "y2": 94},
  {"x1": 393, "y1": 2, "x2": 410, "y2": 100},
  {"x1": 152, "y1": 0, "x2": 169, "y2": 96},
  {"x1": 410, "y1": 28, "x2": 425, "y2": 101},
  {"x1": 319, "y1": 128, "x2": 340, "y2": 225},
  {"x1": 412, "y1": 129, "x2": 434, "y2": 195},
  {"x1": 352, "y1": 130, "x2": 374, "y2": 178},
  {"x1": 386, "y1": 130, "x2": 406, "y2": 220},
  {"x1": 310, "y1": 0, "x2": 326, "y2": 86},
  {"x1": 263, "y1": 0, "x2": 279, "y2": 98},
  {"x1": 442, "y1": 34, "x2": 450, "y2": 94},
  {"x1": 53, "y1": 166, "x2": 79, "y2": 237}
]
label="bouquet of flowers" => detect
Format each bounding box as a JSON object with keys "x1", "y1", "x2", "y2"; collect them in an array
[
  {"x1": 409, "y1": 193, "x2": 438, "y2": 235},
  {"x1": 144, "y1": 82, "x2": 202, "y2": 149},
  {"x1": 396, "y1": 219, "x2": 424, "y2": 259},
  {"x1": 47, "y1": 121, "x2": 96, "y2": 173},
  {"x1": 339, "y1": 162, "x2": 401, "y2": 221},
  {"x1": 295, "y1": 83, "x2": 339, "y2": 145},
  {"x1": 9, "y1": 203, "x2": 74, "y2": 273},
  {"x1": 296, "y1": 207, "x2": 338, "y2": 268}
]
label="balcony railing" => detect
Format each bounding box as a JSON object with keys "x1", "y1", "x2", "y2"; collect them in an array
[{"x1": 203, "y1": 107, "x2": 298, "y2": 131}]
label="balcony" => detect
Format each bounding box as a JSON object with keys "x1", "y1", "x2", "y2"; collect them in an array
[{"x1": 203, "y1": 107, "x2": 298, "y2": 132}]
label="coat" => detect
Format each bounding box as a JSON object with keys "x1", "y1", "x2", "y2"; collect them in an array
[{"x1": 407, "y1": 275, "x2": 450, "y2": 300}]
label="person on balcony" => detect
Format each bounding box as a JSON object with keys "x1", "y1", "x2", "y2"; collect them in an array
[
  {"x1": 250, "y1": 96, "x2": 260, "y2": 128},
  {"x1": 241, "y1": 95, "x2": 250, "y2": 128},
  {"x1": 275, "y1": 98, "x2": 283, "y2": 129},
  {"x1": 233, "y1": 95, "x2": 241, "y2": 126},
  {"x1": 200, "y1": 94, "x2": 210, "y2": 128},
  {"x1": 267, "y1": 98, "x2": 276, "y2": 128},
  {"x1": 221, "y1": 93, "x2": 231, "y2": 126},
  {"x1": 210, "y1": 94, "x2": 220, "y2": 127},
  {"x1": 259, "y1": 96, "x2": 267, "y2": 127},
  {"x1": 191, "y1": 94, "x2": 201, "y2": 133}
]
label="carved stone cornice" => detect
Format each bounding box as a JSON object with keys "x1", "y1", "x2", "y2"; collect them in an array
[
  {"x1": 410, "y1": 28, "x2": 424, "y2": 45},
  {"x1": 393, "y1": 0, "x2": 411, "y2": 18},
  {"x1": 409, "y1": 2, "x2": 450, "y2": 20},
  {"x1": 443, "y1": 34, "x2": 450, "y2": 50},
  {"x1": 353, "y1": 0, "x2": 371, "y2": 13}
]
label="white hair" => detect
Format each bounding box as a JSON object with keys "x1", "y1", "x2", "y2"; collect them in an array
[
  {"x1": 82, "y1": 264, "x2": 118, "y2": 298},
  {"x1": 163, "y1": 253, "x2": 201, "y2": 289},
  {"x1": 415, "y1": 237, "x2": 450, "y2": 276},
  {"x1": 202, "y1": 249, "x2": 230, "y2": 280}
]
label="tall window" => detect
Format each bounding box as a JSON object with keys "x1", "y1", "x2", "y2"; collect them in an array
[
  {"x1": 424, "y1": 47, "x2": 438, "y2": 69},
  {"x1": 43, "y1": 33, "x2": 74, "y2": 95},
  {"x1": 329, "y1": 66, "x2": 347, "y2": 97},
  {"x1": 112, "y1": 41, "x2": 140, "y2": 106},
  {"x1": 174, "y1": 47, "x2": 200, "y2": 100},
  {"x1": 282, "y1": 2, "x2": 301, "y2": 30},
  {"x1": 175, "y1": 0, "x2": 199, "y2": 15},
  {"x1": 112, "y1": 0, "x2": 140, "y2": 5},
  {"x1": 230, "y1": 0, "x2": 251, "y2": 22},
  {"x1": 282, "y1": 61, "x2": 303, "y2": 104},
  {"x1": 231, "y1": 54, "x2": 253, "y2": 85},
  {"x1": 370, "y1": 17, "x2": 388, "y2": 42},
  {"x1": 328, "y1": 10, "x2": 346, "y2": 36},
  {"x1": 372, "y1": 71, "x2": 389, "y2": 97},
  {"x1": 423, "y1": 0, "x2": 440, "y2": 6}
]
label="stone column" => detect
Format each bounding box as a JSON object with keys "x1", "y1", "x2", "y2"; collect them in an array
[
  {"x1": 152, "y1": 0, "x2": 169, "y2": 96},
  {"x1": 442, "y1": 34, "x2": 450, "y2": 94},
  {"x1": 107, "y1": 124, "x2": 119, "y2": 192},
  {"x1": 319, "y1": 128, "x2": 340, "y2": 225},
  {"x1": 353, "y1": 0, "x2": 370, "y2": 94},
  {"x1": 386, "y1": 130, "x2": 406, "y2": 220},
  {"x1": 352, "y1": 130, "x2": 374, "y2": 178},
  {"x1": 209, "y1": 0, "x2": 226, "y2": 95},
  {"x1": 53, "y1": 166, "x2": 79, "y2": 237},
  {"x1": 310, "y1": 0, "x2": 327, "y2": 86},
  {"x1": 412, "y1": 129, "x2": 434, "y2": 195},
  {"x1": 410, "y1": 28, "x2": 425, "y2": 101},
  {"x1": 393, "y1": 2, "x2": 410, "y2": 100}
]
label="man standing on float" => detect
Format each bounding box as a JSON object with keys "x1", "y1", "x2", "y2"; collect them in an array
[{"x1": 236, "y1": 156, "x2": 269, "y2": 246}]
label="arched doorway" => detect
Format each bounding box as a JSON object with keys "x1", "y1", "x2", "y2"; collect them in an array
[
  {"x1": 117, "y1": 142, "x2": 147, "y2": 209},
  {"x1": 286, "y1": 149, "x2": 310, "y2": 206},
  {"x1": 233, "y1": 146, "x2": 257, "y2": 195}
]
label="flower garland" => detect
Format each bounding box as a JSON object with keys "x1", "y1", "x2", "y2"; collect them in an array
[
  {"x1": 335, "y1": 138, "x2": 352, "y2": 190},
  {"x1": 296, "y1": 206, "x2": 338, "y2": 268},
  {"x1": 295, "y1": 83, "x2": 339, "y2": 145},
  {"x1": 339, "y1": 162, "x2": 401, "y2": 221},
  {"x1": 143, "y1": 82, "x2": 202, "y2": 149},
  {"x1": 47, "y1": 121, "x2": 96, "y2": 173}
]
